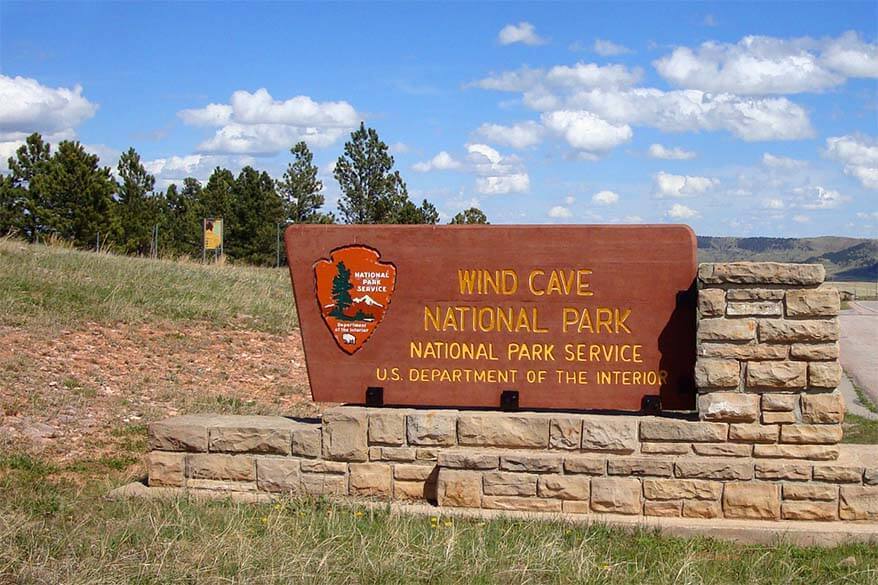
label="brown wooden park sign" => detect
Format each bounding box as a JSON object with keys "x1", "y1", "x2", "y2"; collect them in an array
[{"x1": 285, "y1": 225, "x2": 698, "y2": 412}]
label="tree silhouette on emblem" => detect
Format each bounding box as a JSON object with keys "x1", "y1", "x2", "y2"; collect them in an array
[{"x1": 330, "y1": 261, "x2": 354, "y2": 318}]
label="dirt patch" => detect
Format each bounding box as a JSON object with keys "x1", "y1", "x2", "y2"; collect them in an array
[{"x1": 0, "y1": 322, "x2": 323, "y2": 465}]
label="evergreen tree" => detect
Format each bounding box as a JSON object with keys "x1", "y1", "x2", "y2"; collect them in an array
[
  {"x1": 334, "y1": 122, "x2": 434, "y2": 224},
  {"x1": 227, "y1": 166, "x2": 285, "y2": 265},
  {"x1": 164, "y1": 178, "x2": 204, "y2": 256},
  {"x1": 31, "y1": 141, "x2": 117, "y2": 246},
  {"x1": 278, "y1": 141, "x2": 334, "y2": 224},
  {"x1": 200, "y1": 167, "x2": 235, "y2": 221},
  {"x1": 6, "y1": 133, "x2": 52, "y2": 240},
  {"x1": 330, "y1": 261, "x2": 354, "y2": 318},
  {"x1": 449, "y1": 207, "x2": 489, "y2": 224},
  {"x1": 116, "y1": 147, "x2": 160, "y2": 254},
  {"x1": 396, "y1": 198, "x2": 439, "y2": 224},
  {"x1": 0, "y1": 174, "x2": 21, "y2": 236}
]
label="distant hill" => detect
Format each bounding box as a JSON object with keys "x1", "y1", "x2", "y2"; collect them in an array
[{"x1": 697, "y1": 236, "x2": 878, "y2": 281}]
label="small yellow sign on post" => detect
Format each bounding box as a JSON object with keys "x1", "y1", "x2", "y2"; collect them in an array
[{"x1": 204, "y1": 218, "x2": 223, "y2": 251}]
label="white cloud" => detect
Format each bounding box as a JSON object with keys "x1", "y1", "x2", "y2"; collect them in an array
[
  {"x1": 466, "y1": 143, "x2": 529, "y2": 194},
  {"x1": 179, "y1": 88, "x2": 359, "y2": 155},
  {"x1": 592, "y1": 190, "x2": 620, "y2": 205},
  {"x1": 793, "y1": 214, "x2": 811, "y2": 223},
  {"x1": 648, "y1": 143, "x2": 696, "y2": 160},
  {"x1": 412, "y1": 151, "x2": 462, "y2": 172},
  {"x1": 621, "y1": 215, "x2": 644, "y2": 223},
  {"x1": 469, "y1": 66, "x2": 544, "y2": 92},
  {"x1": 144, "y1": 154, "x2": 254, "y2": 186},
  {"x1": 498, "y1": 22, "x2": 546, "y2": 46},
  {"x1": 545, "y1": 62, "x2": 642, "y2": 89},
  {"x1": 0, "y1": 75, "x2": 98, "y2": 168},
  {"x1": 654, "y1": 171, "x2": 718, "y2": 198},
  {"x1": 654, "y1": 32, "x2": 877, "y2": 95},
  {"x1": 593, "y1": 39, "x2": 633, "y2": 56},
  {"x1": 762, "y1": 153, "x2": 806, "y2": 168},
  {"x1": 473, "y1": 121, "x2": 543, "y2": 149},
  {"x1": 541, "y1": 110, "x2": 632, "y2": 154},
  {"x1": 564, "y1": 195, "x2": 575, "y2": 205},
  {"x1": 795, "y1": 186, "x2": 848, "y2": 209},
  {"x1": 825, "y1": 135, "x2": 878, "y2": 189},
  {"x1": 763, "y1": 198, "x2": 785, "y2": 209},
  {"x1": 476, "y1": 174, "x2": 530, "y2": 194},
  {"x1": 390, "y1": 142, "x2": 410, "y2": 154},
  {"x1": 547, "y1": 205, "x2": 572, "y2": 219},
  {"x1": 666, "y1": 203, "x2": 699, "y2": 219}
]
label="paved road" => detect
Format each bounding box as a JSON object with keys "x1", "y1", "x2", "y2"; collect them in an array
[{"x1": 839, "y1": 301, "x2": 878, "y2": 408}]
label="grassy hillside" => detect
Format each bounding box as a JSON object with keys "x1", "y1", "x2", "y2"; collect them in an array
[
  {"x1": 0, "y1": 237, "x2": 296, "y2": 333},
  {"x1": 698, "y1": 236, "x2": 878, "y2": 281}
]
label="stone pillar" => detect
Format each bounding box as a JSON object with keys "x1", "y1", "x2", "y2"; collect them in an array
[{"x1": 695, "y1": 262, "x2": 843, "y2": 459}]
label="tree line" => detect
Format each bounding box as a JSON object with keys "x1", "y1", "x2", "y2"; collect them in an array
[{"x1": 0, "y1": 122, "x2": 488, "y2": 265}]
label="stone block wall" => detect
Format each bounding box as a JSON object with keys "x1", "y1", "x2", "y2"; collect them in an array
[{"x1": 696, "y1": 263, "x2": 843, "y2": 459}]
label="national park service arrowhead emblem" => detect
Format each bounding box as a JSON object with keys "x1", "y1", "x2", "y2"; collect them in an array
[{"x1": 314, "y1": 246, "x2": 396, "y2": 354}]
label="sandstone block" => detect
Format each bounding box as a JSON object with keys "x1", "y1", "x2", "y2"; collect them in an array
[
  {"x1": 580, "y1": 416, "x2": 638, "y2": 452},
  {"x1": 865, "y1": 469, "x2": 878, "y2": 486},
  {"x1": 640, "y1": 419, "x2": 727, "y2": 443},
  {"x1": 727, "y1": 301, "x2": 782, "y2": 317},
  {"x1": 723, "y1": 483, "x2": 781, "y2": 520},
  {"x1": 839, "y1": 486, "x2": 878, "y2": 520},
  {"x1": 698, "y1": 318, "x2": 757, "y2": 342},
  {"x1": 675, "y1": 460, "x2": 753, "y2": 480},
  {"x1": 148, "y1": 451, "x2": 185, "y2": 487},
  {"x1": 790, "y1": 343, "x2": 839, "y2": 362},
  {"x1": 642, "y1": 479, "x2": 722, "y2": 501},
  {"x1": 563, "y1": 457, "x2": 606, "y2": 475},
  {"x1": 698, "y1": 392, "x2": 758, "y2": 422},
  {"x1": 482, "y1": 496, "x2": 561, "y2": 512},
  {"x1": 754, "y1": 462, "x2": 810, "y2": 481},
  {"x1": 698, "y1": 262, "x2": 824, "y2": 285},
  {"x1": 416, "y1": 449, "x2": 439, "y2": 461},
  {"x1": 728, "y1": 423, "x2": 779, "y2": 443},
  {"x1": 642, "y1": 442, "x2": 690, "y2": 455},
  {"x1": 457, "y1": 414, "x2": 548, "y2": 448},
  {"x1": 209, "y1": 427, "x2": 291, "y2": 455},
  {"x1": 753, "y1": 444, "x2": 839, "y2": 460},
  {"x1": 406, "y1": 412, "x2": 457, "y2": 446},
  {"x1": 148, "y1": 416, "x2": 208, "y2": 452},
  {"x1": 801, "y1": 392, "x2": 845, "y2": 424},
  {"x1": 538, "y1": 475, "x2": 590, "y2": 500},
  {"x1": 607, "y1": 458, "x2": 673, "y2": 477},
  {"x1": 726, "y1": 288, "x2": 786, "y2": 301},
  {"x1": 746, "y1": 361, "x2": 807, "y2": 389},
  {"x1": 256, "y1": 458, "x2": 300, "y2": 493},
  {"x1": 758, "y1": 319, "x2": 839, "y2": 343},
  {"x1": 349, "y1": 463, "x2": 392, "y2": 497},
  {"x1": 780, "y1": 424, "x2": 843, "y2": 445},
  {"x1": 783, "y1": 483, "x2": 837, "y2": 501},
  {"x1": 483, "y1": 472, "x2": 538, "y2": 496},
  {"x1": 698, "y1": 343, "x2": 788, "y2": 360},
  {"x1": 368, "y1": 411, "x2": 406, "y2": 446},
  {"x1": 590, "y1": 478, "x2": 642, "y2": 515},
  {"x1": 785, "y1": 289, "x2": 839, "y2": 317},
  {"x1": 394, "y1": 481, "x2": 428, "y2": 501},
  {"x1": 187, "y1": 454, "x2": 254, "y2": 481},
  {"x1": 393, "y1": 464, "x2": 435, "y2": 481},
  {"x1": 292, "y1": 427, "x2": 321, "y2": 458},
  {"x1": 698, "y1": 288, "x2": 726, "y2": 317},
  {"x1": 694, "y1": 359, "x2": 740, "y2": 390},
  {"x1": 322, "y1": 408, "x2": 368, "y2": 462},
  {"x1": 300, "y1": 460, "x2": 347, "y2": 474},
  {"x1": 762, "y1": 393, "x2": 797, "y2": 412},
  {"x1": 683, "y1": 500, "x2": 722, "y2": 519},
  {"x1": 644, "y1": 500, "x2": 681, "y2": 517},
  {"x1": 762, "y1": 411, "x2": 796, "y2": 424},
  {"x1": 438, "y1": 452, "x2": 499, "y2": 470},
  {"x1": 562, "y1": 500, "x2": 591, "y2": 514},
  {"x1": 369, "y1": 447, "x2": 415, "y2": 462},
  {"x1": 300, "y1": 473, "x2": 347, "y2": 496},
  {"x1": 809, "y1": 362, "x2": 842, "y2": 389},
  {"x1": 437, "y1": 470, "x2": 481, "y2": 508},
  {"x1": 691, "y1": 443, "x2": 751, "y2": 457},
  {"x1": 186, "y1": 479, "x2": 256, "y2": 492},
  {"x1": 782, "y1": 501, "x2": 837, "y2": 521},
  {"x1": 500, "y1": 454, "x2": 562, "y2": 473},
  {"x1": 812, "y1": 465, "x2": 863, "y2": 483},
  {"x1": 549, "y1": 418, "x2": 582, "y2": 450}
]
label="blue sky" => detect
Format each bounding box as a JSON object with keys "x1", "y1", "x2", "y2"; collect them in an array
[{"x1": 1, "y1": 1, "x2": 876, "y2": 236}]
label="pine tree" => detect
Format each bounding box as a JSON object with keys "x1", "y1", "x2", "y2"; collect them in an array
[
  {"x1": 334, "y1": 122, "x2": 435, "y2": 224},
  {"x1": 227, "y1": 166, "x2": 285, "y2": 265},
  {"x1": 278, "y1": 141, "x2": 334, "y2": 224},
  {"x1": 164, "y1": 178, "x2": 204, "y2": 256},
  {"x1": 116, "y1": 147, "x2": 159, "y2": 254},
  {"x1": 330, "y1": 260, "x2": 354, "y2": 318},
  {"x1": 450, "y1": 207, "x2": 489, "y2": 224},
  {"x1": 6, "y1": 133, "x2": 52, "y2": 240}
]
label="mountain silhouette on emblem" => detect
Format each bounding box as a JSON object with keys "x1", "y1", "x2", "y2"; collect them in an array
[{"x1": 351, "y1": 294, "x2": 384, "y2": 308}]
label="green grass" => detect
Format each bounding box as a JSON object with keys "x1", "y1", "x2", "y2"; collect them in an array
[
  {"x1": 1, "y1": 455, "x2": 876, "y2": 584},
  {"x1": 0, "y1": 237, "x2": 296, "y2": 333}
]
